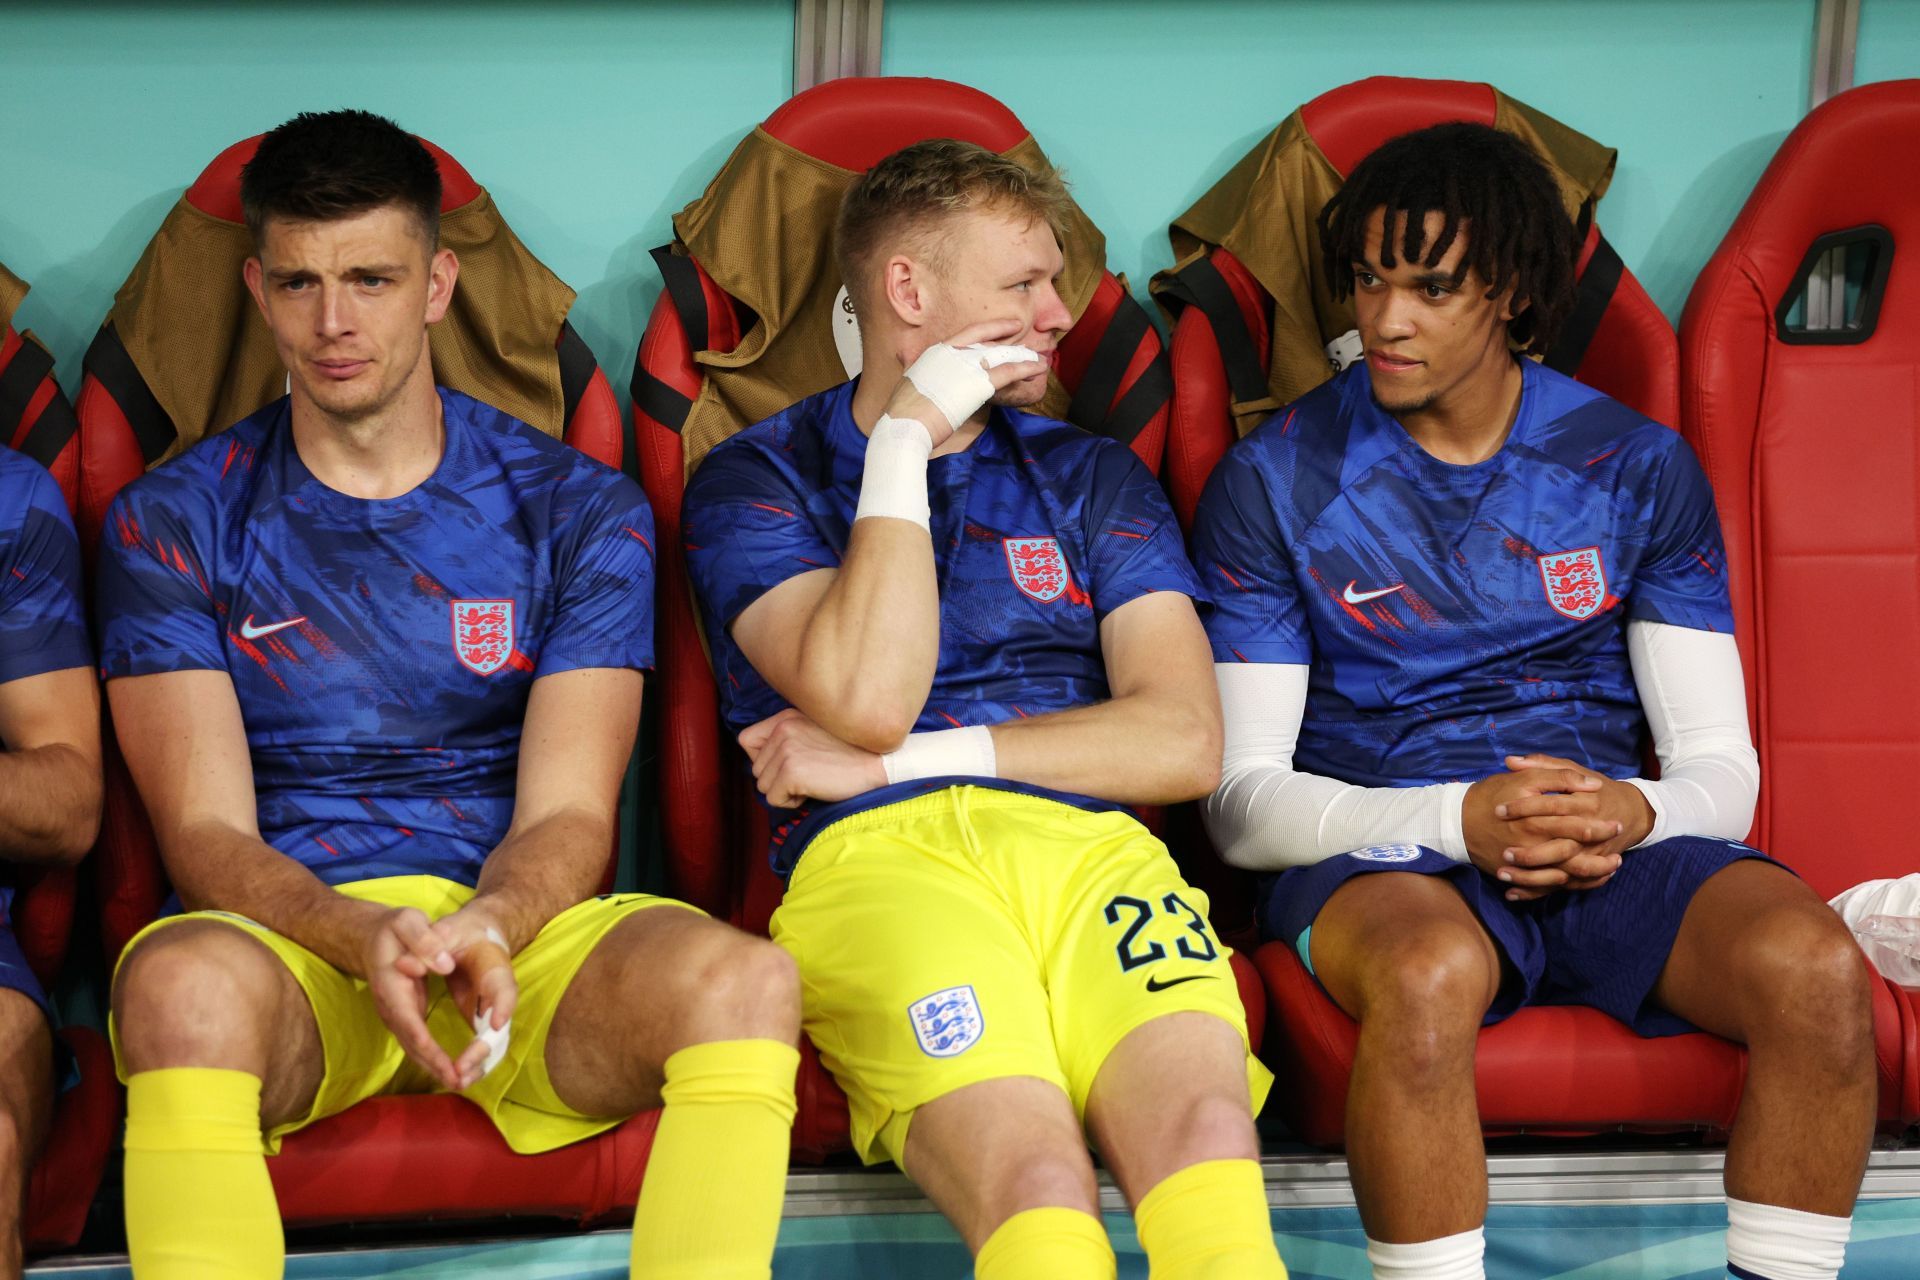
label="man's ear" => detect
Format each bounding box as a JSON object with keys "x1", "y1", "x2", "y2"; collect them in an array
[
  {"x1": 881, "y1": 252, "x2": 933, "y2": 331},
  {"x1": 242, "y1": 255, "x2": 268, "y2": 319},
  {"x1": 424, "y1": 247, "x2": 459, "y2": 324},
  {"x1": 1497, "y1": 281, "x2": 1523, "y2": 325}
]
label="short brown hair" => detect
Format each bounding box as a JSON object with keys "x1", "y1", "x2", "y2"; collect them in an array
[
  {"x1": 241, "y1": 109, "x2": 441, "y2": 251},
  {"x1": 834, "y1": 139, "x2": 1072, "y2": 312}
]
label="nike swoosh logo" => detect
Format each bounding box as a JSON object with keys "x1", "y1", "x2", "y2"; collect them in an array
[
  {"x1": 1343, "y1": 581, "x2": 1405, "y2": 604},
  {"x1": 1144, "y1": 973, "x2": 1217, "y2": 993},
  {"x1": 238, "y1": 614, "x2": 307, "y2": 641}
]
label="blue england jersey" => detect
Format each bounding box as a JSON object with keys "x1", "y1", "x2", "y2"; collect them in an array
[
  {"x1": 0, "y1": 446, "x2": 90, "y2": 688},
  {"x1": 0, "y1": 445, "x2": 92, "y2": 924},
  {"x1": 685, "y1": 380, "x2": 1205, "y2": 875},
  {"x1": 96, "y1": 390, "x2": 655, "y2": 889},
  {"x1": 1189, "y1": 360, "x2": 1733, "y2": 788}
]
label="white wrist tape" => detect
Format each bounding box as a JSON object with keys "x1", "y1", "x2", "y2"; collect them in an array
[
  {"x1": 882, "y1": 724, "x2": 997, "y2": 785},
  {"x1": 854, "y1": 415, "x2": 934, "y2": 526},
  {"x1": 901, "y1": 342, "x2": 1039, "y2": 432}
]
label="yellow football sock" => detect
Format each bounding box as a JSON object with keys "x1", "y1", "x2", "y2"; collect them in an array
[
  {"x1": 629, "y1": 1038, "x2": 800, "y2": 1280},
  {"x1": 975, "y1": 1207, "x2": 1116, "y2": 1280},
  {"x1": 1135, "y1": 1158, "x2": 1287, "y2": 1279},
  {"x1": 123, "y1": 1068, "x2": 281, "y2": 1280}
]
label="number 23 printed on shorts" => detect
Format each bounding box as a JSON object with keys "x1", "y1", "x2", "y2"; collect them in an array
[{"x1": 1103, "y1": 892, "x2": 1222, "y2": 989}]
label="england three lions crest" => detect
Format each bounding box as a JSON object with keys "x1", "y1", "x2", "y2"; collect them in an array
[
  {"x1": 1004, "y1": 537, "x2": 1068, "y2": 603},
  {"x1": 908, "y1": 984, "x2": 984, "y2": 1058},
  {"x1": 1538, "y1": 548, "x2": 1607, "y2": 621},
  {"x1": 451, "y1": 599, "x2": 516, "y2": 676}
]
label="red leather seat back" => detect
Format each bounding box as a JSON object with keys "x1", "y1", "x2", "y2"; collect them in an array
[
  {"x1": 1680, "y1": 80, "x2": 1920, "y2": 900},
  {"x1": 1163, "y1": 76, "x2": 1679, "y2": 527},
  {"x1": 634, "y1": 77, "x2": 1171, "y2": 927}
]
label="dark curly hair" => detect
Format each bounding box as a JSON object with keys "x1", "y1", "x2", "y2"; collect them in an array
[
  {"x1": 1318, "y1": 122, "x2": 1578, "y2": 353},
  {"x1": 240, "y1": 109, "x2": 441, "y2": 250}
]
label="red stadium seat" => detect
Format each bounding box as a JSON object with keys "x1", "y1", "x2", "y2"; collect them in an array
[
  {"x1": 1156, "y1": 76, "x2": 1679, "y2": 528},
  {"x1": 1158, "y1": 79, "x2": 1873, "y2": 1148},
  {"x1": 627, "y1": 77, "x2": 1253, "y2": 1160},
  {"x1": 72, "y1": 132, "x2": 656, "y2": 1230},
  {"x1": 0, "y1": 271, "x2": 83, "y2": 989},
  {"x1": 24, "y1": 1029, "x2": 118, "y2": 1254},
  {"x1": 1681, "y1": 79, "x2": 1920, "y2": 1125}
]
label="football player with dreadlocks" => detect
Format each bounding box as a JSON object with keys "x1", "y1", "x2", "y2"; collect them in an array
[{"x1": 1190, "y1": 122, "x2": 1875, "y2": 1280}]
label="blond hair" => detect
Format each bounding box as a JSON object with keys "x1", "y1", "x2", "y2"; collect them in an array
[{"x1": 834, "y1": 138, "x2": 1071, "y2": 313}]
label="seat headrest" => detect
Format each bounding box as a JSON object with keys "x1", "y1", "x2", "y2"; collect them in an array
[
  {"x1": 1298, "y1": 76, "x2": 1500, "y2": 175},
  {"x1": 183, "y1": 133, "x2": 484, "y2": 224},
  {"x1": 762, "y1": 76, "x2": 1029, "y2": 169},
  {"x1": 88, "y1": 131, "x2": 580, "y2": 470},
  {"x1": 661, "y1": 76, "x2": 1126, "y2": 479},
  {"x1": 1711, "y1": 79, "x2": 1920, "y2": 306},
  {"x1": 1154, "y1": 75, "x2": 1629, "y2": 422}
]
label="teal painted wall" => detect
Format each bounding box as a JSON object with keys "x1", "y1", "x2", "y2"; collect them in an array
[
  {"x1": 0, "y1": 1, "x2": 795, "y2": 399},
  {"x1": 886, "y1": 0, "x2": 1815, "y2": 323},
  {"x1": 1, "y1": 1, "x2": 1912, "y2": 403},
  {"x1": 1858, "y1": 0, "x2": 1920, "y2": 85}
]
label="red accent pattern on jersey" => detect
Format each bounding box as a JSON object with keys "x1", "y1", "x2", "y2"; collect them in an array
[{"x1": 1539, "y1": 548, "x2": 1607, "y2": 620}]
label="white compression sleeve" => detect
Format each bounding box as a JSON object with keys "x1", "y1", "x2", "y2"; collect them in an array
[
  {"x1": 1622, "y1": 619, "x2": 1758, "y2": 845},
  {"x1": 853, "y1": 415, "x2": 934, "y2": 526},
  {"x1": 1203, "y1": 663, "x2": 1469, "y2": 870}
]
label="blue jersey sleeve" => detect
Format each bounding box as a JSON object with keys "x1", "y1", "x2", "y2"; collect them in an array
[
  {"x1": 0, "y1": 461, "x2": 91, "y2": 684},
  {"x1": 683, "y1": 444, "x2": 841, "y2": 631},
  {"x1": 1083, "y1": 443, "x2": 1206, "y2": 617},
  {"x1": 95, "y1": 480, "x2": 227, "y2": 678},
  {"x1": 536, "y1": 475, "x2": 658, "y2": 676},
  {"x1": 1629, "y1": 436, "x2": 1736, "y2": 634},
  {"x1": 1188, "y1": 444, "x2": 1314, "y2": 664}
]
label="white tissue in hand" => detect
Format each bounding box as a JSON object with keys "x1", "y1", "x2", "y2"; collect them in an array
[
  {"x1": 471, "y1": 1009, "x2": 511, "y2": 1080},
  {"x1": 958, "y1": 342, "x2": 1042, "y2": 369}
]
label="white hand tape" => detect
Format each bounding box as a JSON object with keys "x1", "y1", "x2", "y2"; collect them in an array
[{"x1": 901, "y1": 343, "x2": 994, "y2": 432}]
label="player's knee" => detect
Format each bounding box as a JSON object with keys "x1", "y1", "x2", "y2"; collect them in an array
[
  {"x1": 112, "y1": 924, "x2": 282, "y2": 1073},
  {"x1": 1735, "y1": 908, "x2": 1875, "y2": 1062},
  {"x1": 1356, "y1": 925, "x2": 1495, "y2": 1030},
  {"x1": 666, "y1": 930, "x2": 800, "y2": 1047},
  {"x1": 991, "y1": 1142, "x2": 1101, "y2": 1220},
  {"x1": 1158, "y1": 1087, "x2": 1260, "y2": 1165}
]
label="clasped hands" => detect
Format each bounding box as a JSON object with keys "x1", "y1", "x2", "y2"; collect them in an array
[
  {"x1": 1462, "y1": 752, "x2": 1655, "y2": 902},
  {"x1": 359, "y1": 900, "x2": 517, "y2": 1091},
  {"x1": 738, "y1": 708, "x2": 886, "y2": 811}
]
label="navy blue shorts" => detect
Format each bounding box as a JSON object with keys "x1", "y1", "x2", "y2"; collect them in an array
[
  {"x1": 1260, "y1": 836, "x2": 1782, "y2": 1037},
  {"x1": 0, "y1": 922, "x2": 51, "y2": 1020}
]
